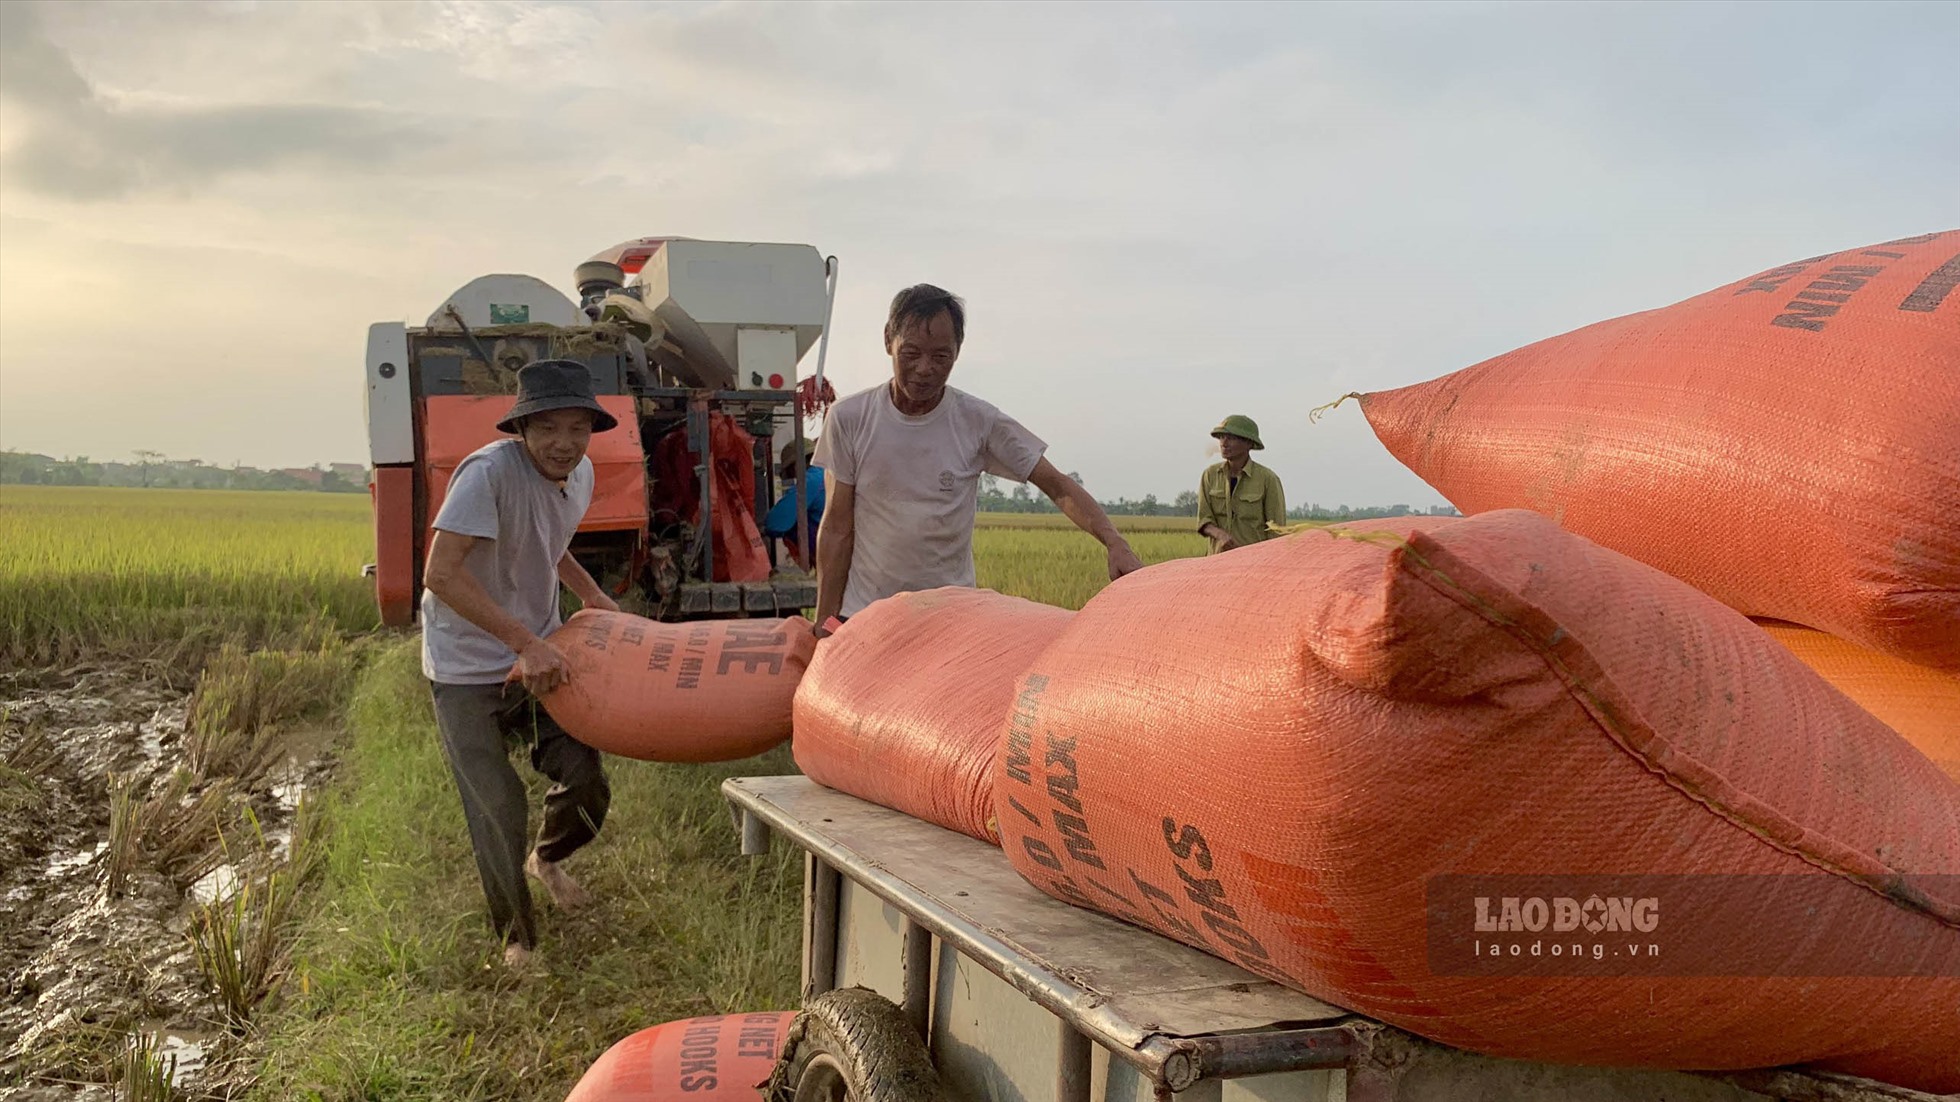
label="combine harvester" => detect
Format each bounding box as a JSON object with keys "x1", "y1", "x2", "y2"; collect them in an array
[{"x1": 363, "y1": 236, "x2": 834, "y2": 624}]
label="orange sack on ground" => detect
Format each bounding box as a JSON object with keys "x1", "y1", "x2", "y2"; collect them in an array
[
  {"x1": 794, "y1": 587, "x2": 1072, "y2": 844},
  {"x1": 1756, "y1": 619, "x2": 1960, "y2": 783},
  {"x1": 993, "y1": 511, "x2": 1960, "y2": 1092},
  {"x1": 1355, "y1": 230, "x2": 1960, "y2": 670},
  {"x1": 540, "y1": 610, "x2": 815, "y2": 762},
  {"x1": 565, "y1": 1012, "x2": 793, "y2": 1102}
]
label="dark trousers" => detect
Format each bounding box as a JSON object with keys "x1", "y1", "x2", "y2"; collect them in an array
[{"x1": 428, "y1": 681, "x2": 610, "y2": 950}]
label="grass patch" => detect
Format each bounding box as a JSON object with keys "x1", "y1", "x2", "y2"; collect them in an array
[{"x1": 248, "y1": 641, "x2": 804, "y2": 1101}]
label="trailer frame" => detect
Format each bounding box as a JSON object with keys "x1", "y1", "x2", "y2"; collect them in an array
[{"x1": 723, "y1": 776, "x2": 1942, "y2": 1102}]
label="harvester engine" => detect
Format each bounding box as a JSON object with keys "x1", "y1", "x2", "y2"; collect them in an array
[{"x1": 363, "y1": 237, "x2": 834, "y2": 626}]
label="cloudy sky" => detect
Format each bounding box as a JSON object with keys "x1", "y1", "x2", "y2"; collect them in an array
[{"x1": 1, "y1": 0, "x2": 1954, "y2": 506}]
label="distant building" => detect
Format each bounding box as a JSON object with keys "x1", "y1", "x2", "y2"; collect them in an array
[{"x1": 279, "y1": 468, "x2": 326, "y2": 486}]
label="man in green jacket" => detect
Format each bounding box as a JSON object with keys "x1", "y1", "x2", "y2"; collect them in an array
[{"x1": 1197, "y1": 415, "x2": 1286, "y2": 554}]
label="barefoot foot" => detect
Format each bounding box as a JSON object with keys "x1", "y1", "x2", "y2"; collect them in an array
[
  {"x1": 503, "y1": 943, "x2": 535, "y2": 971},
  {"x1": 526, "y1": 851, "x2": 592, "y2": 912}
]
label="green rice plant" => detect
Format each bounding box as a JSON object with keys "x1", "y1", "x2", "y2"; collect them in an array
[
  {"x1": 114, "y1": 1031, "x2": 178, "y2": 1102},
  {"x1": 189, "y1": 860, "x2": 306, "y2": 1026},
  {"x1": 105, "y1": 772, "x2": 144, "y2": 898},
  {"x1": 976, "y1": 510, "x2": 1199, "y2": 532},
  {"x1": 189, "y1": 795, "x2": 325, "y2": 1028},
  {"x1": 187, "y1": 641, "x2": 355, "y2": 783},
  {"x1": 971, "y1": 525, "x2": 1207, "y2": 609},
  {"x1": 0, "y1": 485, "x2": 380, "y2": 665},
  {"x1": 140, "y1": 769, "x2": 240, "y2": 890},
  {"x1": 1, "y1": 715, "x2": 55, "y2": 817}
]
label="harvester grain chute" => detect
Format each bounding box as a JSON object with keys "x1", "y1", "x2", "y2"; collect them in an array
[{"x1": 363, "y1": 237, "x2": 836, "y2": 626}]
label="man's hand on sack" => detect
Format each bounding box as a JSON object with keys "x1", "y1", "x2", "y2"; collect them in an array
[{"x1": 512, "y1": 636, "x2": 573, "y2": 695}]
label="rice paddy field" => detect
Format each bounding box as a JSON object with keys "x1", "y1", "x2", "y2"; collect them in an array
[
  {"x1": 0, "y1": 486, "x2": 379, "y2": 667},
  {"x1": 0, "y1": 483, "x2": 1209, "y2": 1101}
]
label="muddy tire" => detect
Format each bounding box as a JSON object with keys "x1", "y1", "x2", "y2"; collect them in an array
[{"x1": 763, "y1": 988, "x2": 944, "y2": 1102}]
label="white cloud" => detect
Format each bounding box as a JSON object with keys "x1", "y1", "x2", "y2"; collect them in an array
[{"x1": 2, "y1": 0, "x2": 1955, "y2": 507}]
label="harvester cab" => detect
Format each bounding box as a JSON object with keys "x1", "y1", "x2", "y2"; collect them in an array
[{"x1": 363, "y1": 237, "x2": 836, "y2": 627}]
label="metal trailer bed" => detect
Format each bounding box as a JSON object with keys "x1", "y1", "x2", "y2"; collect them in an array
[{"x1": 722, "y1": 777, "x2": 1943, "y2": 1102}]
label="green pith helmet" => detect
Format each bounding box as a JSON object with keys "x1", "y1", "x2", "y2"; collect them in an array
[
  {"x1": 780, "y1": 437, "x2": 817, "y2": 470},
  {"x1": 1210, "y1": 414, "x2": 1264, "y2": 450}
]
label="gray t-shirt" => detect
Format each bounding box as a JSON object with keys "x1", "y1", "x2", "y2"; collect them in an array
[
  {"x1": 421, "y1": 439, "x2": 594, "y2": 684},
  {"x1": 815, "y1": 384, "x2": 1046, "y2": 617}
]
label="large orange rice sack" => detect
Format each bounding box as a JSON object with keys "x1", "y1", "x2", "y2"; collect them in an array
[
  {"x1": 540, "y1": 610, "x2": 815, "y2": 762},
  {"x1": 1354, "y1": 230, "x2": 1960, "y2": 670},
  {"x1": 566, "y1": 1012, "x2": 793, "y2": 1102},
  {"x1": 794, "y1": 587, "x2": 1072, "y2": 844},
  {"x1": 993, "y1": 511, "x2": 1960, "y2": 1091},
  {"x1": 1757, "y1": 619, "x2": 1960, "y2": 783}
]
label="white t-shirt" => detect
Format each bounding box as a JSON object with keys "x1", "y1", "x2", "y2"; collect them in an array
[
  {"x1": 815, "y1": 384, "x2": 1046, "y2": 617},
  {"x1": 421, "y1": 439, "x2": 594, "y2": 684}
]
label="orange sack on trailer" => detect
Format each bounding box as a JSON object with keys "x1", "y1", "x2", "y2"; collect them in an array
[
  {"x1": 540, "y1": 610, "x2": 815, "y2": 762},
  {"x1": 794, "y1": 587, "x2": 1073, "y2": 844},
  {"x1": 1353, "y1": 230, "x2": 1960, "y2": 670},
  {"x1": 1756, "y1": 619, "x2": 1960, "y2": 783},
  {"x1": 565, "y1": 1012, "x2": 794, "y2": 1102},
  {"x1": 993, "y1": 511, "x2": 1960, "y2": 1092}
]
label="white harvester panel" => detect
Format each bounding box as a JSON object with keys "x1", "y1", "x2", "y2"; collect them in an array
[
  {"x1": 365, "y1": 322, "x2": 414, "y2": 466},
  {"x1": 632, "y1": 241, "x2": 827, "y2": 388},
  {"x1": 426, "y1": 274, "x2": 583, "y2": 329}
]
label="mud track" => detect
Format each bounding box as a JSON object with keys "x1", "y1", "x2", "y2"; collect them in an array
[{"x1": 0, "y1": 664, "x2": 324, "y2": 1099}]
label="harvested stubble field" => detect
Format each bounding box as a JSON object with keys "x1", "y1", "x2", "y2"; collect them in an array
[{"x1": 0, "y1": 485, "x2": 1203, "y2": 1100}]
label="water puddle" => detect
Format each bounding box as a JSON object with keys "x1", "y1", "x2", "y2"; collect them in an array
[
  {"x1": 157, "y1": 1029, "x2": 214, "y2": 1084},
  {"x1": 188, "y1": 862, "x2": 241, "y2": 906},
  {"x1": 44, "y1": 838, "x2": 107, "y2": 878}
]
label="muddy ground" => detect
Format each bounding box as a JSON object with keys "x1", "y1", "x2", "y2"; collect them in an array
[{"x1": 0, "y1": 664, "x2": 321, "y2": 1100}]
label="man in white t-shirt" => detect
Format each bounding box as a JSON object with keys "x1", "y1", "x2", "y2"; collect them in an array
[{"x1": 811, "y1": 284, "x2": 1143, "y2": 633}]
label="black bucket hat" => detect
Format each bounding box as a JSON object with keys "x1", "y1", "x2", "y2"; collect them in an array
[{"x1": 496, "y1": 359, "x2": 619, "y2": 434}]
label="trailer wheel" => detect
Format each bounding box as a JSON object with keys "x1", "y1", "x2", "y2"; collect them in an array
[{"x1": 764, "y1": 988, "x2": 944, "y2": 1102}]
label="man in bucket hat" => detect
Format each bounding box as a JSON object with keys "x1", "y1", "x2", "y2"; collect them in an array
[
  {"x1": 420, "y1": 359, "x2": 620, "y2": 970},
  {"x1": 1196, "y1": 414, "x2": 1286, "y2": 554}
]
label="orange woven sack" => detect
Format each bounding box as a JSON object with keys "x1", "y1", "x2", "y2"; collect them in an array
[
  {"x1": 1757, "y1": 619, "x2": 1960, "y2": 783},
  {"x1": 794, "y1": 587, "x2": 1072, "y2": 844},
  {"x1": 993, "y1": 511, "x2": 1960, "y2": 1091},
  {"x1": 1353, "y1": 230, "x2": 1960, "y2": 670},
  {"x1": 540, "y1": 610, "x2": 815, "y2": 762},
  {"x1": 566, "y1": 1012, "x2": 793, "y2": 1102}
]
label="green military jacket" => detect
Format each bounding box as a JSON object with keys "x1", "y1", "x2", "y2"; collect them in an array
[{"x1": 1197, "y1": 459, "x2": 1286, "y2": 553}]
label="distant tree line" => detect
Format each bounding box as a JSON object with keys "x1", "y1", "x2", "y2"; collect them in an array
[
  {"x1": 2, "y1": 450, "x2": 1460, "y2": 518},
  {"x1": 1, "y1": 451, "x2": 369, "y2": 493},
  {"x1": 976, "y1": 473, "x2": 1458, "y2": 520}
]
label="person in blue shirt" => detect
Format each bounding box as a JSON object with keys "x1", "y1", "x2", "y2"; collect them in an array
[{"x1": 763, "y1": 436, "x2": 825, "y2": 568}]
